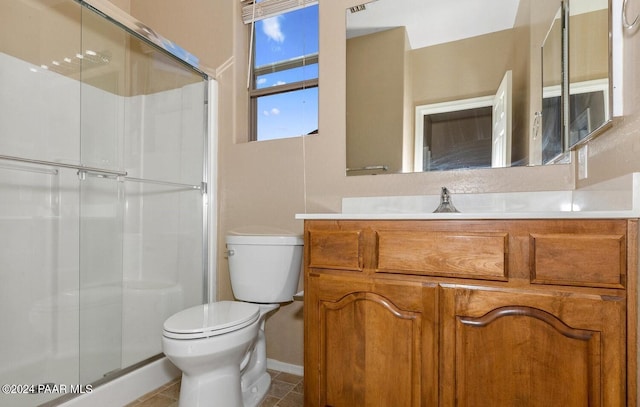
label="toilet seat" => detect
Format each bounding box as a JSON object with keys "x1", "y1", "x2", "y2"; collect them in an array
[{"x1": 163, "y1": 301, "x2": 260, "y2": 340}]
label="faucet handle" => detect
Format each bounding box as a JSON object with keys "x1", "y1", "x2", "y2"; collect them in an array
[{"x1": 433, "y1": 187, "x2": 460, "y2": 213}]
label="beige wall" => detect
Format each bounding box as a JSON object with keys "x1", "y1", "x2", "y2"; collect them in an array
[
  {"x1": 1, "y1": 1, "x2": 82, "y2": 76},
  {"x1": 411, "y1": 30, "x2": 515, "y2": 104},
  {"x1": 347, "y1": 27, "x2": 407, "y2": 173},
  {"x1": 120, "y1": 0, "x2": 640, "y2": 369},
  {"x1": 570, "y1": 10, "x2": 609, "y2": 83},
  {"x1": 108, "y1": 0, "x2": 129, "y2": 12}
]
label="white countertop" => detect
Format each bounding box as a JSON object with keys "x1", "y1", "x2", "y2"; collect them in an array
[
  {"x1": 295, "y1": 210, "x2": 640, "y2": 220},
  {"x1": 295, "y1": 173, "x2": 640, "y2": 220}
]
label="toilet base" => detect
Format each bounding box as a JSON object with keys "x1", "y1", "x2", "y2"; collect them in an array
[
  {"x1": 240, "y1": 304, "x2": 278, "y2": 407},
  {"x1": 242, "y1": 371, "x2": 271, "y2": 407},
  {"x1": 176, "y1": 363, "x2": 271, "y2": 407},
  {"x1": 179, "y1": 366, "x2": 243, "y2": 407}
]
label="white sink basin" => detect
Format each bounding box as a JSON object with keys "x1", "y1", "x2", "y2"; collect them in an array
[{"x1": 296, "y1": 173, "x2": 640, "y2": 220}]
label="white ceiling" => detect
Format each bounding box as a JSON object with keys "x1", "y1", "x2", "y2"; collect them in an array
[
  {"x1": 346, "y1": 0, "x2": 608, "y2": 50},
  {"x1": 346, "y1": 0, "x2": 522, "y2": 49}
]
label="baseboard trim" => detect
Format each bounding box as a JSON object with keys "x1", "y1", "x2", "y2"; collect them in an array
[
  {"x1": 58, "y1": 357, "x2": 179, "y2": 407},
  {"x1": 266, "y1": 358, "x2": 304, "y2": 377}
]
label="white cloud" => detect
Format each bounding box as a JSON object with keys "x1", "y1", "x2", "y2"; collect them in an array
[
  {"x1": 256, "y1": 78, "x2": 267, "y2": 85},
  {"x1": 262, "y1": 16, "x2": 285, "y2": 43},
  {"x1": 274, "y1": 80, "x2": 286, "y2": 86},
  {"x1": 262, "y1": 107, "x2": 281, "y2": 116},
  {"x1": 262, "y1": 108, "x2": 281, "y2": 116}
]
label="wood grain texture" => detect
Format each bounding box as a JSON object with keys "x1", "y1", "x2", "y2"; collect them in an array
[
  {"x1": 441, "y1": 287, "x2": 624, "y2": 406},
  {"x1": 531, "y1": 233, "x2": 625, "y2": 288},
  {"x1": 304, "y1": 219, "x2": 637, "y2": 407},
  {"x1": 377, "y1": 230, "x2": 507, "y2": 280},
  {"x1": 627, "y1": 220, "x2": 639, "y2": 406},
  {"x1": 308, "y1": 230, "x2": 362, "y2": 271},
  {"x1": 306, "y1": 273, "x2": 437, "y2": 407}
]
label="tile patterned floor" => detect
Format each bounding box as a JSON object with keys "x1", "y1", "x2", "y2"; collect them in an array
[
  {"x1": 258, "y1": 371, "x2": 304, "y2": 407},
  {"x1": 125, "y1": 369, "x2": 303, "y2": 407}
]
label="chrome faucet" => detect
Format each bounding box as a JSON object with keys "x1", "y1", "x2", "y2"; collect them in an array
[{"x1": 433, "y1": 187, "x2": 460, "y2": 213}]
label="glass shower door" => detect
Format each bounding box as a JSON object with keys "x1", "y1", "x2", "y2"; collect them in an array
[
  {"x1": 0, "y1": 1, "x2": 83, "y2": 405},
  {"x1": 78, "y1": 0, "x2": 208, "y2": 383},
  {"x1": 0, "y1": 0, "x2": 209, "y2": 404}
]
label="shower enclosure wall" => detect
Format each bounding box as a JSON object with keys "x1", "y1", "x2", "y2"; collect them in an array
[{"x1": 0, "y1": 1, "x2": 211, "y2": 405}]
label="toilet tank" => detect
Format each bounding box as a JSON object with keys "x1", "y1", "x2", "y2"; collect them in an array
[{"x1": 226, "y1": 230, "x2": 303, "y2": 303}]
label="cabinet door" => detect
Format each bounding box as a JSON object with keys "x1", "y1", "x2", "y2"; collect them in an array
[
  {"x1": 305, "y1": 273, "x2": 438, "y2": 407},
  {"x1": 440, "y1": 286, "x2": 626, "y2": 407}
]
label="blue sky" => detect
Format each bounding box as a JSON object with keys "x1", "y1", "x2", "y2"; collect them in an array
[{"x1": 255, "y1": 5, "x2": 319, "y2": 140}]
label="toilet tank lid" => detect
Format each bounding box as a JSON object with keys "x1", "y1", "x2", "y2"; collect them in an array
[{"x1": 226, "y1": 227, "x2": 303, "y2": 245}]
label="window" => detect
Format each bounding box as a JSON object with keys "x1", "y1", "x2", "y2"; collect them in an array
[{"x1": 243, "y1": 0, "x2": 319, "y2": 141}]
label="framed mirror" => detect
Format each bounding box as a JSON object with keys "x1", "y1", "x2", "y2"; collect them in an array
[
  {"x1": 345, "y1": 0, "x2": 613, "y2": 176},
  {"x1": 567, "y1": 0, "x2": 611, "y2": 149}
]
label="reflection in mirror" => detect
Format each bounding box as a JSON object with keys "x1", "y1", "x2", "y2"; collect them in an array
[
  {"x1": 345, "y1": 0, "x2": 531, "y2": 175},
  {"x1": 345, "y1": 0, "x2": 612, "y2": 176},
  {"x1": 414, "y1": 71, "x2": 513, "y2": 171},
  {"x1": 541, "y1": 4, "x2": 566, "y2": 164},
  {"x1": 417, "y1": 99, "x2": 495, "y2": 172},
  {"x1": 568, "y1": 0, "x2": 611, "y2": 148}
]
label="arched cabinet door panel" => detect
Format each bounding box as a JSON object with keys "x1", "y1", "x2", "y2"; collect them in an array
[
  {"x1": 440, "y1": 287, "x2": 626, "y2": 407},
  {"x1": 305, "y1": 273, "x2": 438, "y2": 407}
]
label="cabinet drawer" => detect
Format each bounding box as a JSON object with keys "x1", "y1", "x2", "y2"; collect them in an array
[
  {"x1": 530, "y1": 233, "x2": 626, "y2": 288},
  {"x1": 376, "y1": 230, "x2": 508, "y2": 280},
  {"x1": 308, "y1": 230, "x2": 362, "y2": 271}
]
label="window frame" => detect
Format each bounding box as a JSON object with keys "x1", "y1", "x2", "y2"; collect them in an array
[
  {"x1": 414, "y1": 96, "x2": 494, "y2": 172},
  {"x1": 245, "y1": 1, "x2": 319, "y2": 142}
]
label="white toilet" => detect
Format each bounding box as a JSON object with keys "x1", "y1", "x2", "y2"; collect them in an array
[{"x1": 161, "y1": 231, "x2": 303, "y2": 407}]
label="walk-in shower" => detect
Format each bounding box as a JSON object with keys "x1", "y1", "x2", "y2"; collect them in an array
[{"x1": 0, "y1": 1, "x2": 212, "y2": 405}]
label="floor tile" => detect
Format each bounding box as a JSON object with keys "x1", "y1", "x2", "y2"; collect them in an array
[
  {"x1": 159, "y1": 381, "x2": 180, "y2": 400},
  {"x1": 274, "y1": 372, "x2": 302, "y2": 385},
  {"x1": 130, "y1": 369, "x2": 303, "y2": 407},
  {"x1": 135, "y1": 394, "x2": 177, "y2": 407},
  {"x1": 268, "y1": 379, "x2": 295, "y2": 398},
  {"x1": 259, "y1": 395, "x2": 280, "y2": 407},
  {"x1": 277, "y1": 391, "x2": 304, "y2": 407}
]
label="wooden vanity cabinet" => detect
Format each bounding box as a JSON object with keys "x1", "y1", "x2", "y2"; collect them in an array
[
  {"x1": 306, "y1": 272, "x2": 438, "y2": 406},
  {"x1": 303, "y1": 219, "x2": 638, "y2": 407},
  {"x1": 440, "y1": 286, "x2": 626, "y2": 407}
]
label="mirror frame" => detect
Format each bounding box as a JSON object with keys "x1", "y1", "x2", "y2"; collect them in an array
[
  {"x1": 540, "y1": 2, "x2": 569, "y2": 165},
  {"x1": 565, "y1": 0, "x2": 613, "y2": 151}
]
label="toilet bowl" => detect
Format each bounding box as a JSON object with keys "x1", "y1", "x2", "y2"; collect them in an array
[{"x1": 162, "y1": 231, "x2": 303, "y2": 407}]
